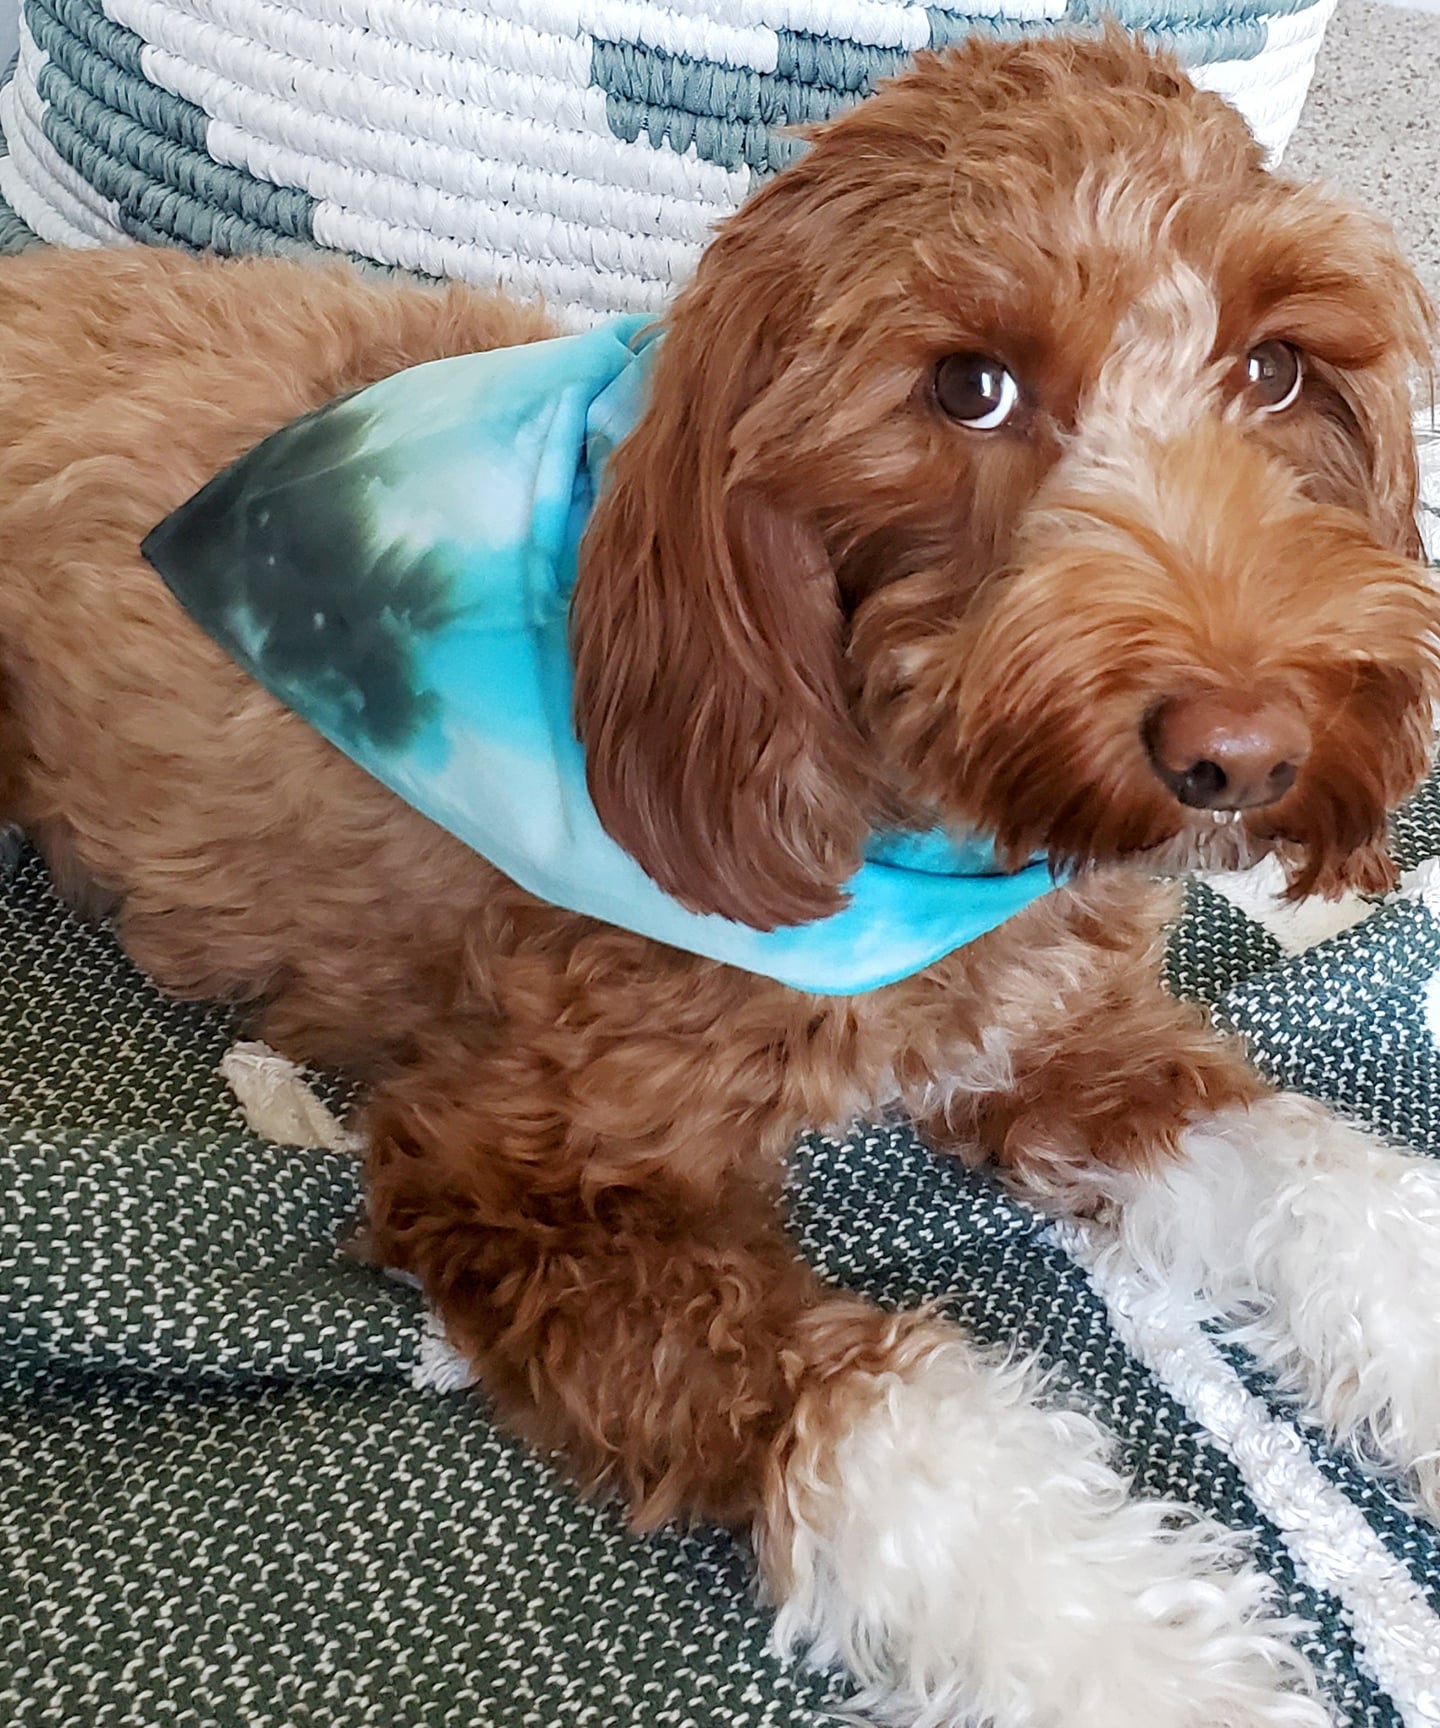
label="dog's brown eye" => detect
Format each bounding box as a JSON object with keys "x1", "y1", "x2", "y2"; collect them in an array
[
  {"x1": 1244, "y1": 341, "x2": 1303, "y2": 414},
  {"x1": 933, "y1": 353, "x2": 1020, "y2": 429}
]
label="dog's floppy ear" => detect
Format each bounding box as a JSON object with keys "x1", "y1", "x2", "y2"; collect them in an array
[
  {"x1": 571, "y1": 277, "x2": 871, "y2": 931},
  {"x1": 1331, "y1": 319, "x2": 1432, "y2": 563},
  {"x1": 1276, "y1": 201, "x2": 1435, "y2": 561},
  {"x1": 1351, "y1": 225, "x2": 1435, "y2": 562}
]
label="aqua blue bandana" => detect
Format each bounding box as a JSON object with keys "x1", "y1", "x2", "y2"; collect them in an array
[{"x1": 141, "y1": 317, "x2": 1058, "y2": 994}]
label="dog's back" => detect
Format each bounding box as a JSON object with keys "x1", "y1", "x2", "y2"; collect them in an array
[{"x1": 0, "y1": 248, "x2": 553, "y2": 1063}]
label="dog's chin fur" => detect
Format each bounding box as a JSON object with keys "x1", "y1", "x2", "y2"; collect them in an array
[
  {"x1": 1123, "y1": 818, "x2": 1387, "y2": 891},
  {"x1": 2, "y1": 28, "x2": 1440, "y2": 1728}
]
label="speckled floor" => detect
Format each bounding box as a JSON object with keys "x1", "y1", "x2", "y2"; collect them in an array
[{"x1": 1286, "y1": 0, "x2": 1440, "y2": 305}]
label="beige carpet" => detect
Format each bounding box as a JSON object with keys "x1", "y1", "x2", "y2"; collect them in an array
[{"x1": 1287, "y1": 0, "x2": 1440, "y2": 304}]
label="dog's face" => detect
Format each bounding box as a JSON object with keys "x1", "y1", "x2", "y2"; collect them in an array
[{"x1": 573, "y1": 31, "x2": 1440, "y2": 929}]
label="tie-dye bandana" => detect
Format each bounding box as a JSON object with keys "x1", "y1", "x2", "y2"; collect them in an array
[{"x1": 141, "y1": 318, "x2": 1057, "y2": 994}]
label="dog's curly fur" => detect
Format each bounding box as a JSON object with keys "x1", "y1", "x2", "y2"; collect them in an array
[{"x1": 3, "y1": 30, "x2": 1440, "y2": 1727}]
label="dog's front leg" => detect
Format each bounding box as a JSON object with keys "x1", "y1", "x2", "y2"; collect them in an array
[
  {"x1": 912, "y1": 875, "x2": 1440, "y2": 1520},
  {"x1": 364, "y1": 1005, "x2": 1323, "y2": 1728},
  {"x1": 1096, "y1": 1092, "x2": 1440, "y2": 1518}
]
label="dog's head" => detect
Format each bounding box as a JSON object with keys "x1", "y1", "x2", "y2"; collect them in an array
[{"x1": 572, "y1": 30, "x2": 1440, "y2": 928}]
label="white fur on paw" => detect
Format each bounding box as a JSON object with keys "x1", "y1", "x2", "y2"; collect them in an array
[
  {"x1": 221, "y1": 1040, "x2": 361, "y2": 1153},
  {"x1": 410, "y1": 1309, "x2": 479, "y2": 1394},
  {"x1": 1114, "y1": 1095, "x2": 1440, "y2": 1520},
  {"x1": 1064, "y1": 1220, "x2": 1440, "y2": 1726},
  {"x1": 762, "y1": 1331, "x2": 1325, "y2": 1728}
]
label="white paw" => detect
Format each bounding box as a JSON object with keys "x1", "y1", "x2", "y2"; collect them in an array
[
  {"x1": 411, "y1": 1308, "x2": 479, "y2": 1393},
  {"x1": 761, "y1": 1326, "x2": 1325, "y2": 1728},
  {"x1": 1115, "y1": 1093, "x2": 1440, "y2": 1518}
]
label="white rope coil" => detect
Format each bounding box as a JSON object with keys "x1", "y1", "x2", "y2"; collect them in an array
[{"x1": 0, "y1": 0, "x2": 1336, "y2": 323}]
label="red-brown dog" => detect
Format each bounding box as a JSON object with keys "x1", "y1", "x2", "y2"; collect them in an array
[{"x1": 1, "y1": 31, "x2": 1437, "y2": 1727}]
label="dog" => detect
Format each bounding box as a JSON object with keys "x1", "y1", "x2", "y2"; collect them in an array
[{"x1": 0, "y1": 28, "x2": 1438, "y2": 1728}]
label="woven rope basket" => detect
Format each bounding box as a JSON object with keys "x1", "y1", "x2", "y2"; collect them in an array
[{"x1": 0, "y1": 0, "x2": 1337, "y2": 326}]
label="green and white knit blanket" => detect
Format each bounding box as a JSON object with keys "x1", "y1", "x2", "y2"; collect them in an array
[{"x1": 4, "y1": 758, "x2": 1440, "y2": 1726}]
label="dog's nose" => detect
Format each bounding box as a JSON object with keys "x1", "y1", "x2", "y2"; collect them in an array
[{"x1": 1144, "y1": 692, "x2": 1311, "y2": 812}]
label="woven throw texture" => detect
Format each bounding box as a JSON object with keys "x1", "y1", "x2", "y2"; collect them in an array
[
  {"x1": 0, "y1": 0, "x2": 1336, "y2": 326},
  {"x1": 5, "y1": 768, "x2": 1440, "y2": 1724}
]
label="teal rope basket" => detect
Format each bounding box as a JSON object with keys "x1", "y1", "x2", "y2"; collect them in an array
[{"x1": 0, "y1": 0, "x2": 1336, "y2": 322}]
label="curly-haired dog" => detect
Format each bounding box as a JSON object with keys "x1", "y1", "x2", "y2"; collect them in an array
[{"x1": 1, "y1": 30, "x2": 1439, "y2": 1728}]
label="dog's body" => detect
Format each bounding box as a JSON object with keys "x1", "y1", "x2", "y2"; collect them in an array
[{"x1": 4, "y1": 31, "x2": 1440, "y2": 1727}]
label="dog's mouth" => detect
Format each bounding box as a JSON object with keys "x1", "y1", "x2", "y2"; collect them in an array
[
  {"x1": 955, "y1": 651, "x2": 1439, "y2": 900},
  {"x1": 1080, "y1": 771, "x2": 1407, "y2": 901},
  {"x1": 934, "y1": 760, "x2": 1310, "y2": 890},
  {"x1": 1123, "y1": 809, "x2": 1280, "y2": 879},
  {"x1": 883, "y1": 463, "x2": 1440, "y2": 903},
  {"x1": 868, "y1": 574, "x2": 1439, "y2": 905},
  {"x1": 975, "y1": 734, "x2": 1407, "y2": 899}
]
